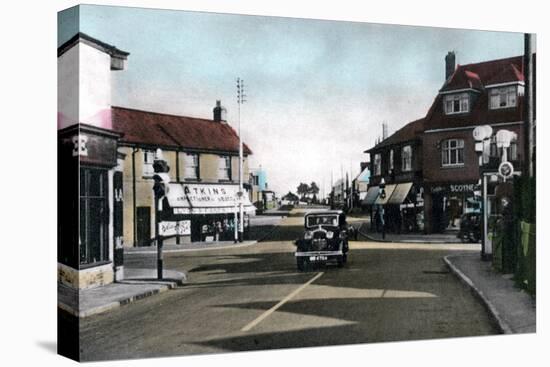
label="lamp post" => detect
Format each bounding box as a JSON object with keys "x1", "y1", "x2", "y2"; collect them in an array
[
  {"x1": 473, "y1": 125, "x2": 492, "y2": 261},
  {"x1": 237, "y1": 78, "x2": 247, "y2": 242},
  {"x1": 379, "y1": 178, "x2": 386, "y2": 240}
]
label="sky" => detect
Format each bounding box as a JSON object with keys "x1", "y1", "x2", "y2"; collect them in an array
[{"x1": 58, "y1": 4, "x2": 524, "y2": 197}]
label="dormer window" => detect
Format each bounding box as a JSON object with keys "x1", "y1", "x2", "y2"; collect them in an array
[
  {"x1": 489, "y1": 86, "x2": 517, "y2": 109},
  {"x1": 373, "y1": 153, "x2": 382, "y2": 176},
  {"x1": 443, "y1": 93, "x2": 469, "y2": 114}
]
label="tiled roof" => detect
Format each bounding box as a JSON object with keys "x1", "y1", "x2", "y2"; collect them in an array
[
  {"x1": 440, "y1": 55, "x2": 523, "y2": 92},
  {"x1": 426, "y1": 55, "x2": 531, "y2": 130},
  {"x1": 366, "y1": 117, "x2": 424, "y2": 152},
  {"x1": 111, "y1": 106, "x2": 252, "y2": 155}
]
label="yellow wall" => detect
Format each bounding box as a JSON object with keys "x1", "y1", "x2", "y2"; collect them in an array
[{"x1": 119, "y1": 146, "x2": 250, "y2": 247}]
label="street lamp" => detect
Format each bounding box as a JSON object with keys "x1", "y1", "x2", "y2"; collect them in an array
[
  {"x1": 473, "y1": 125, "x2": 492, "y2": 261},
  {"x1": 379, "y1": 178, "x2": 386, "y2": 240}
]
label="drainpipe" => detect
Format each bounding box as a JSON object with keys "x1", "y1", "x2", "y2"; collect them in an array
[
  {"x1": 175, "y1": 150, "x2": 180, "y2": 244},
  {"x1": 524, "y1": 33, "x2": 534, "y2": 178},
  {"x1": 132, "y1": 147, "x2": 138, "y2": 246}
]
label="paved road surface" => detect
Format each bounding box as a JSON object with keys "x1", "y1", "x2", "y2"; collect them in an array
[{"x1": 79, "y1": 210, "x2": 498, "y2": 361}]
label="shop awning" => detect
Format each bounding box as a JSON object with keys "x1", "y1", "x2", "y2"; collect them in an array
[
  {"x1": 388, "y1": 182, "x2": 413, "y2": 205},
  {"x1": 362, "y1": 186, "x2": 379, "y2": 205},
  {"x1": 374, "y1": 184, "x2": 396, "y2": 205},
  {"x1": 166, "y1": 183, "x2": 256, "y2": 215}
]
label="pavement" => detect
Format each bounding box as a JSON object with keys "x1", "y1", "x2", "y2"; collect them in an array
[
  {"x1": 358, "y1": 222, "x2": 464, "y2": 244},
  {"x1": 58, "y1": 268, "x2": 187, "y2": 318},
  {"x1": 444, "y1": 253, "x2": 536, "y2": 334}
]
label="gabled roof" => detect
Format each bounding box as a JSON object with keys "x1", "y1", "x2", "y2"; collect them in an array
[
  {"x1": 365, "y1": 117, "x2": 424, "y2": 153},
  {"x1": 440, "y1": 55, "x2": 523, "y2": 92},
  {"x1": 58, "y1": 32, "x2": 130, "y2": 59},
  {"x1": 111, "y1": 106, "x2": 252, "y2": 155},
  {"x1": 425, "y1": 54, "x2": 533, "y2": 131}
]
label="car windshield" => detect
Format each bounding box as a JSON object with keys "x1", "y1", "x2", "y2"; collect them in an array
[{"x1": 307, "y1": 215, "x2": 338, "y2": 227}]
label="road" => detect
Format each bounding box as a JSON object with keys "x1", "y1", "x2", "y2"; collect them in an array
[{"x1": 79, "y1": 209, "x2": 499, "y2": 361}]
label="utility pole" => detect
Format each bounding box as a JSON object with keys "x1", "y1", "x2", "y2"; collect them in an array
[
  {"x1": 237, "y1": 78, "x2": 247, "y2": 242},
  {"x1": 524, "y1": 33, "x2": 535, "y2": 178}
]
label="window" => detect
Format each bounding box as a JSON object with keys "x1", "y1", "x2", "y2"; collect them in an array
[
  {"x1": 218, "y1": 155, "x2": 232, "y2": 180},
  {"x1": 184, "y1": 153, "x2": 200, "y2": 180},
  {"x1": 443, "y1": 93, "x2": 469, "y2": 114},
  {"x1": 489, "y1": 136, "x2": 518, "y2": 161},
  {"x1": 389, "y1": 149, "x2": 394, "y2": 171},
  {"x1": 143, "y1": 150, "x2": 156, "y2": 177},
  {"x1": 489, "y1": 86, "x2": 517, "y2": 109},
  {"x1": 80, "y1": 168, "x2": 108, "y2": 266},
  {"x1": 373, "y1": 153, "x2": 381, "y2": 175},
  {"x1": 401, "y1": 145, "x2": 412, "y2": 171},
  {"x1": 441, "y1": 139, "x2": 465, "y2": 166}
]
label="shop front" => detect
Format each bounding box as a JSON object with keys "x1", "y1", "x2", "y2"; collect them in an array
[
  {"x1": 165, "y1": 183, "x2": 256, "y2": 243},
  {"x1": 426, "y1": 182, "x2": 481, "y2": 233},
  {"x1": 387, "y1": 182, "x2": 424, "y2": 233}
]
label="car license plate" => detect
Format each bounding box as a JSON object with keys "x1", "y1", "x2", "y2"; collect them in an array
[{"x1": 309, "y1": 255, "x2": 327, "y2": 261}]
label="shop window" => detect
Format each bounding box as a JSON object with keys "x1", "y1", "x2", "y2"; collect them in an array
[
  {"x1": 443, "y1": 93, "x2": 469, "y2": 114},
  {"x1": 184, "y1": 153, "x2": 200, "y2": 180},
  {"x1": 401, "y1": 145, "x2": 412, "y2": 171},
  {"x1": 441, "y1": 139, "x2": 465, "y2": 167},
  {"x1": 373, "y1": 153, "x2": 381, "y2": 175},
  {"x1": 489, "y1": 86, "x2": 517, "y2": 109},
  {"x1": 80, "y1": 168, "x2": 108, "y2": 266},
  {"x1": 143, "y1": 150, "x2": 156, "y2": 177},
  {"x1": 218, "y1": 155, "x2": 232, "y2": 180}
]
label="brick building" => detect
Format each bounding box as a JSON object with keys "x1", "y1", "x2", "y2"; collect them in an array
[{"x1": 422, "y1": 52, "x2": 530, "y2": 233}]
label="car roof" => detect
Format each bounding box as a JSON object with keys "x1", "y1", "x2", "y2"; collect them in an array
[{"x1": 304, "y1": 210, "x2": 343, "y2": 216}]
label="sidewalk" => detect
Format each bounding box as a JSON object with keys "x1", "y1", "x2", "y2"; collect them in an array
[
  {"x1": 58, "y1": 268, "x2": 186, "y2": 318},
  {"x1": 125, "y1": 240, "x2": 259, "y2": 254},
  {"x1": 444, "y1": 253, "x2": 536, "y2": 334},
  {"x1": 358, "y1": 223, "x2": 464, "y2": 244}
]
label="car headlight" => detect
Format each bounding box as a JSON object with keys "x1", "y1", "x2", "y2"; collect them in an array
[
  {"x1": 304, "y1": 231, "x2": 313, "y2": 240},
  {"x1": 326, "y1": 231, "x2": 334, "y2": 239}
]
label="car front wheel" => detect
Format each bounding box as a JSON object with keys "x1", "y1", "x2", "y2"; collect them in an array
[{"x1": 297, "y1": 257, "x2": 306, "y2": 271}]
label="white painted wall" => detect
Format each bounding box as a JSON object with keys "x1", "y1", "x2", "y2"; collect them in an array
[
  {"x1": 79, "y1": 42, "x2": 112, "y2": 129},
  {"x1": 57, "y1": 44, "x2": 79, "y2": 129},
  {"x1": 58, "y1": 41, "x2": 113, "y2": 130}
]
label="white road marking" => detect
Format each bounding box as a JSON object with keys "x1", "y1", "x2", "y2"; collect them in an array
[{"x1": 241, "y1": 272, "x2": 324, "y2": 332}]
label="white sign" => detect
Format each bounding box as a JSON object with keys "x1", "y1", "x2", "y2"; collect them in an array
[
  {"x1": 159, "y1": 220, "x2": 191, "y2": 236},
  {"x1": 498, "y1": 161, "x2": 514, "y2": 179},
  {"x1": 166, "y1": 183, "x2": 256, "y2": 214},
  {"x1": 450, "y1": 184, "x2": 477, "y2": 193},
  {"x1": 473, "y1": 125, "x2": 493, "y2": 141}
]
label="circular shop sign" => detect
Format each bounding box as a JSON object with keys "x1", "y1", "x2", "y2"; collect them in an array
[{"x1": 498, "y1": 161, "x2": 514, "y2": 178}]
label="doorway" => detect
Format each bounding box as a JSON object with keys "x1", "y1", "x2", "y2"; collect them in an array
[{"x1": 136, "y1": 206, "x2": 151, "y2": 246}]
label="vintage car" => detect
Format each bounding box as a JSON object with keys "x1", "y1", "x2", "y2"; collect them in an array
[{"x1": 294, "y1": 210, "x2": 349, "y2": 270}]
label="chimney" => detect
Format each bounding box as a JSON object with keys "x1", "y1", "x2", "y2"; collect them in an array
[
  {"x1": 213, "y1": 100, "x2": 227, "y2": 122},
  {"x1": 445, "y1": 51, "x2": 456, "y2": 80}
]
